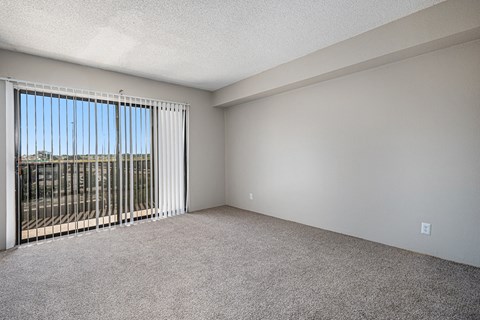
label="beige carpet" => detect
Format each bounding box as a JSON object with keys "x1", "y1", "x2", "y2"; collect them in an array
[{"x1": 1, "y1": 206, "x2": 479, "y2": 320}]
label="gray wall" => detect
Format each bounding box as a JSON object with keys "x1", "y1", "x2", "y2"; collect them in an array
[
  {"x1": 225, "y1": 40, "x2": 480, "y2": 267},
  {"x1": 0, "y1": 80, "x2": 15, "y2": 250},
  {"x1": 0, "y1": 81, "x2": 6, "y2": 249},
  {"x1": 0, "y1": 49, "x2": 225, "y2": 226}
]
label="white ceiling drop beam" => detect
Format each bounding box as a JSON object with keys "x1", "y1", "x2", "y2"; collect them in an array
[{"x1": 213, "y1": 0, "x2": 480, "y2": 107}]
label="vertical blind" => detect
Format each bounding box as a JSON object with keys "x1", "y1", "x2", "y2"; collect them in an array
[{"x1": 13, "y1": 80, "x2": 189, "y2": 244}]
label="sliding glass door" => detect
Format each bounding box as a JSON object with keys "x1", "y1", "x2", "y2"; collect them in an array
[{"x1": 15, "y1": 88, "x2": 188, "y2": 244}]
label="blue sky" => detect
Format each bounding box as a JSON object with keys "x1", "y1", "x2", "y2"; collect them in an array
[{"x1": 20, "y1": 93, "x2": 151, "y2": 158}]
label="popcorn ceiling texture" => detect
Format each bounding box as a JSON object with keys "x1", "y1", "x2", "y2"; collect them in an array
[{"x1": 0, "y1": 0, "x2": 444, "y2": 90}]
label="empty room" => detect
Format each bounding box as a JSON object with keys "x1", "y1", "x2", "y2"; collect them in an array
[{"x1": 1, "y1": 0, "x2": 479, "y2": 319}]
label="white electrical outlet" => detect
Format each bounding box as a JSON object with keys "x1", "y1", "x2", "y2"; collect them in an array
[
  {"x1": 421, "y1": 222, "x2": 431, "y2": 235},
  {"x1": 249, "y1": 193, "x2": 254, "y2": 200}
]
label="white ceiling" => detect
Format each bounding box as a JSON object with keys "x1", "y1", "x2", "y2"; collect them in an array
[{"x1": 0, "y1": 0, "x2": 444, "y2": 91}]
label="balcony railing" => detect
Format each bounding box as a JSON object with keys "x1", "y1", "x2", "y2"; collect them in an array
[{"x1": 18, "y1": 157, "x2": 152, "y2": 242}]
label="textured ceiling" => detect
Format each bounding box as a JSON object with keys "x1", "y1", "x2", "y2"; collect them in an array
[{"x1": 0, "y1": 0, "x2": 445, "y2": 91}]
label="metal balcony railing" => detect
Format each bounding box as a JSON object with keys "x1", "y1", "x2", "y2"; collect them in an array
[{"x1": 18, "y1": 158, "x2": 152, "y2": 242}]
